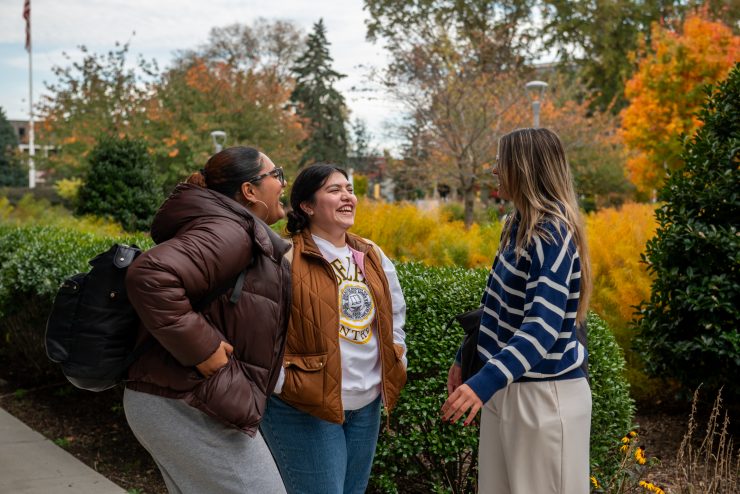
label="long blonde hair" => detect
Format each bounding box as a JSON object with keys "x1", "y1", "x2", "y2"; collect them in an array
[{"x1": 498, "y1": 128, "x2": 592, "y2": 323}]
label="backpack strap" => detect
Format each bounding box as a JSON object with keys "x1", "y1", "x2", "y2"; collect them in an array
[
  {"x1": 229, "y1": 270, "x2": 246, "y2": 304},
  {"x1": 136, "y1": 268, "x2": 247, "y2": 363},
  {"x1": 192, "y1": 268, "x2": 246, "y2": 311}
]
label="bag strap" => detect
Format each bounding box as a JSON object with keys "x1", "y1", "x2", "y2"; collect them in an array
[
  {"x1": 192, "y1": 268, "x2": 246, "y2": 312},
  {"x1": 229, "y1": 270, "x2": 246, "y2": 304},
  {"x1": 136, "y1": 267, "x2": 247, "y2": 362}
]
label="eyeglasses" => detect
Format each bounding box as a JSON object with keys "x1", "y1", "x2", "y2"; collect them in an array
[{"x1": 247, "y1": 167, "x2": 286, "y2": 186}]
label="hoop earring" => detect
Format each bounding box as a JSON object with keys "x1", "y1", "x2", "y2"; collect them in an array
[{"x1": 247, "y1": 199, "x2": 270, "y2": 221}]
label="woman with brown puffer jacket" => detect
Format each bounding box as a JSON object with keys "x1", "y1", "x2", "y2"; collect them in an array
[{"x1": 123, "y1": 146, "x2": 291, "y2": 494}]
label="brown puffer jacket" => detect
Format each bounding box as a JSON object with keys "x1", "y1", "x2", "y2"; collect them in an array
[{"x1": 125, "y1": 183, "x2": 291, "y2": 436}]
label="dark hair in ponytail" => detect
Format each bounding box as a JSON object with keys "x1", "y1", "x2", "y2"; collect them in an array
[
  {"x1": 185, "y1": 146, "x2": 264, "y2": 200},
  {"x1": 286, "y1": 164, "x2": 348, "y2": 235}
]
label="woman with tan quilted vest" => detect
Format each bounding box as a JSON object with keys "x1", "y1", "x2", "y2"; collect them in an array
[{"x1": 260, "y1": 164, "x2": 408, "y2": 494}]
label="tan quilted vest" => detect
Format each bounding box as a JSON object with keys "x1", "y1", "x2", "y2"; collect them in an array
[{"x1": 279, "y1": 230, "x2": 407, "y2": 423}]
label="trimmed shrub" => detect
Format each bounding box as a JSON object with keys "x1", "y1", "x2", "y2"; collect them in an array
[
  {"x1": 636, "y1": 63, "x2": 740, "y2": 399},
  {"x1": 77, "y1": 135, "x2": 162, "y2": 232},
  {"x1": 371, "y1": 263, "x2": 485, "y2": 493},
  {"x1": 586, "y1": 312, "x2": 635, "y2": 479},
  {"x1": 0, "y1": 224, "x2": 152, "y2": 380}
]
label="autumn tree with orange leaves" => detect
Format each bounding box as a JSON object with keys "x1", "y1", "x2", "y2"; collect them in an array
[
  {"x1": 149, "y1": 56, "x2": 305, "y2": 187},
  {"x1": 36, "y1": 42, "x2": 156, "y2": 177},
  {"x1": 620, "y1": 10, "x2": 739, "y2": 196},
  {"x1": 37, "y1": 21, "x2": 306, "y2": 189}
]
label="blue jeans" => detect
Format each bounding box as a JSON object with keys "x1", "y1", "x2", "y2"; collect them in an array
[{"x1": 260, "y1": 395, "x2": 381, "y2": 494}]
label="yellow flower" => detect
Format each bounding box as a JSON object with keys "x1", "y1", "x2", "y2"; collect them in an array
[
  {"x1": 639, "y1": 480, "x2": 666, "y2": 494},
  {"x1": 590, "y1": 476, "x2": 600, "y2": 488},
  {"x1": 621, "y1": 430, "x2": 637, "y2": 444},
  {"x1": 635, "y1": 446, "x2": 647, "y2": 465},
  {"x1": 620, "y1": 444, "x2": 629, "y2": 454}
]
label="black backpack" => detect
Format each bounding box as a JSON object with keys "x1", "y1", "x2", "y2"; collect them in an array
[{"x1": 45, "y1": 243, "x2": 245, "y2": 392}]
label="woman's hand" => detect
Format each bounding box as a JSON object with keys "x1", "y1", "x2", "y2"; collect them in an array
[
  {"x1": 441, "y1": 384, "x2": 483, "y2": 426},
  {"x1": 447, "y1": 363, "x2": 462, "y2": 395},
  {"x1": 196, "y1": 341, "x2": 234, "y2": 378}
]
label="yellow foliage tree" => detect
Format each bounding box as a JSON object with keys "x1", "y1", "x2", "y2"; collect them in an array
[
  {"x1": 585, "y1": 202, "x2": 657, "y2": 343},
  {"x1": 620, "y1": 10, "x2": 739, "y2": 195},
  {"x1": 351, "y1": 199, "x2": 502, "y2": 269}
]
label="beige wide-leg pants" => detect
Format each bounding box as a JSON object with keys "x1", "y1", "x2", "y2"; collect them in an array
[{"x1": 478, "y1": 378, "x2": 591, "y2": 494}]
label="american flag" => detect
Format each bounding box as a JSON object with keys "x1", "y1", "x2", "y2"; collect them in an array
[{"x1": 23, "y1": 0, "x2": 31, "y2": 52}]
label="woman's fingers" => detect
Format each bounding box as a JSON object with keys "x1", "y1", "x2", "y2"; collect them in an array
[
  {"x1": 463, "y1": 402, "x2": 481, "y2": 426},
  {"x1": 441, "y1": 384, "x2": 483, "y2": 424},
  {"x1": 196, "y1": 341, "x2": 232, "y2": 377},
  {"x1": 447, "y1": 363, "x2": 462, "y2": 395}
]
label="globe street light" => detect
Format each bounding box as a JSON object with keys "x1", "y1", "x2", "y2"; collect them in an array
[
  {"x1": 210, "y1": 130, "x2": 227, "y2": 153},
  {"x1": 525, "y1": 81, "x2": 548, "y2": 128}
]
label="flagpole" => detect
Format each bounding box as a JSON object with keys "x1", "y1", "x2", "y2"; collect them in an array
[{"x1": 27, "y1": 2, "x2": 35, "y2": 189}]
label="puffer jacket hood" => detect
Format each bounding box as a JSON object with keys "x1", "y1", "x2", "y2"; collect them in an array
[
  {"x1": 151, "y1": 183, "x2": 289, "y2": 262},
  {"x1": 125, "y1": 183, "x2": 291, "y2": 436}
]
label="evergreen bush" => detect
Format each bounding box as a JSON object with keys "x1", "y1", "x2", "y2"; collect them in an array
[
  {"x1": 0, "y1": 224, "x2": 152, "y2": 380},
  {"x1": 635, "y1": 63, "x2": 740, "y2": 399},
  {"x1": 77, "y1": 135, "x2": 162, "y2": 232},
  {"x1": 586, "y1": 312, "x2": 635, "y2": 478}
]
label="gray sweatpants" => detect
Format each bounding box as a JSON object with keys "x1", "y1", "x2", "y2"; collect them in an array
[{"x1": 123, "y1": 388, "x2": 286, "y2": 494}]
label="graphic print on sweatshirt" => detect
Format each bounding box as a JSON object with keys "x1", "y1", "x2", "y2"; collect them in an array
[{"x1": 330, "y1": 256, "x2": 376, "y2": 344}]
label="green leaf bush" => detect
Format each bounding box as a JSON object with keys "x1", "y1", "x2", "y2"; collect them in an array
[
  {"x1": 0, "y1": 226, "x2": 634, "y2": 490},
  {"x1": 586, "y1": 312, "x2": 635, "y2": 479},
  {"x1": 76, "y1": 135, "x2": 162, "y2": 232},
  {"x1": 636, "y1": 63, "x2": 740, "y2": 400},
  {"x1": 0, "y1": 224, "x2": 152, "y2": 379}
]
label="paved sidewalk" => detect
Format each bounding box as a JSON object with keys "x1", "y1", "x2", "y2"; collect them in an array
[{"x1": 0, "y1": 407, "x2": 126, "y2": 494}]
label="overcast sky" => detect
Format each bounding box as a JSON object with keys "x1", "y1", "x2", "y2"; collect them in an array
[{"x1": 0, "y1": 0, "x2": 405, "y2": 149}]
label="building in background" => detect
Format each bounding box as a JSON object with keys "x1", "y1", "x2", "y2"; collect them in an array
[{"x1": 9, "y1": 119, "x2": 55, "y2": 184}]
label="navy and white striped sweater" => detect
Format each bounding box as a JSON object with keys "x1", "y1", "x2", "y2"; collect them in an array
[{"x1": 465, "y1": 218, "x2": 587, "y2": 404}]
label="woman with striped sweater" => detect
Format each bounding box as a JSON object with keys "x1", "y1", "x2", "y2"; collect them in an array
[{"x1": 442, "y1": 127, "x2": 593, "y2": 494}]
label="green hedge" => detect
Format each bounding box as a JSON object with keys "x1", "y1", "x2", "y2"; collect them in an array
[
  {"x1": 0, "y1": 225, "x2": 634, "y2": 491},
  {"x1": 0, "y1": 224, "x2": 152, "y2": 379}
]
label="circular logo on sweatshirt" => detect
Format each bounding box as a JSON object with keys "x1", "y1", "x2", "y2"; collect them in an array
[{"x1": 339, "y1": 281, "x2": 375, "y2": 343}]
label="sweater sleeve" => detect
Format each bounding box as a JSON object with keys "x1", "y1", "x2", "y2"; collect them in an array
[{"x1": 465, "y1": 229, "x2": 575, "y2": 403}]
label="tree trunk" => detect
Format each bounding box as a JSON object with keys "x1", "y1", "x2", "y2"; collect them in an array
[{"x1": 463, "y1": 186, "x2": 475, "y2": 229}]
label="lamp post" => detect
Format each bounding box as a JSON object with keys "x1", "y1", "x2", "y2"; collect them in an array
[
  {"x1": 210, "y1": 130, "x2": 227, "y2": 153},
  {"x1": 525, "y1": 81, "x2": 548, "y2": 128}
]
